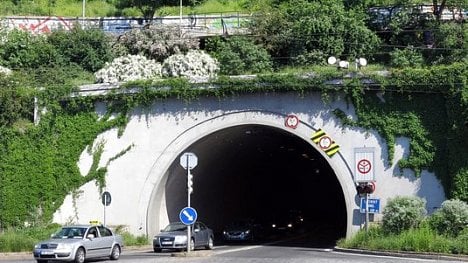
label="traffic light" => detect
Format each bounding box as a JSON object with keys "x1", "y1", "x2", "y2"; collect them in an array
[
  {"x1": 187, "y1": 172, "x2": 193, "y2": 194},
  {"x1": 356, "y1": 182, "x2": 375, "y2": 195}
]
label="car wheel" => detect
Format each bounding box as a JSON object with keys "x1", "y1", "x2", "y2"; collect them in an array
[
  {"x1": 110, "y1": 244, "x2": 121, "y2": 260},
  {"x1": 205, "y1": 236, "x2": 214, "y2": 250},
  {"x1": 189, "y1": 238, "x2": 195, "y2": 251},
  {"x1": 74, "y1": 247, "x2": 85, "y2": 263},
  {"x1": 153, "y1": 247, "x2": 162, "y2": 253}
]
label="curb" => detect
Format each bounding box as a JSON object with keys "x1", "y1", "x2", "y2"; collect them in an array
[
  {"x1": 171, "y1": 250, "x2": 213, "y2": 257},
  {"x1": 333, "y1": 247, "x2": 468, "y2": 262}
]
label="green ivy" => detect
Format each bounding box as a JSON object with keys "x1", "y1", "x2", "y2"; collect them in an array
[{"x1": 0, "y1": 63, "x2": 466, "y2": 229}]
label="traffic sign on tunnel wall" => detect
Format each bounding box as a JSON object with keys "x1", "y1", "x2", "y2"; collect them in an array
[
  {"x1": 354, "y1": 147, "x2": 375, "y2": 182},
  {"x1": 311, "y1": 129, "x2": 340, "y2": 157}
]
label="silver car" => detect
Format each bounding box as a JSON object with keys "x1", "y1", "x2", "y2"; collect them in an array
[
  {"x1": 33, "y1": 224, "x2": 123, "y2": 263},
  {"x1": 153, "y1": 222, "x2": 214, "y2": 252}
]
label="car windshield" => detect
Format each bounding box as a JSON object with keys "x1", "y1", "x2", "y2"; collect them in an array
[
  {"x1": 162, "y1": 223, "x2": 187, "y2": 232},
  {"x1": 52, "y1": 227, "x2": 86, "y2": 239},
  {"x1": 228, "y1": 221, "x2": 251, "y2": 228}
]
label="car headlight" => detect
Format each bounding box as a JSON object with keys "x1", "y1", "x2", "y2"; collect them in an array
[
  {"x1": 245, "y1": 230, "x2": 250, "y2": 234},
  {"x1": 287, "y1": 223, "x2": 293, "y2": 228},
  {"x1": 174, "y1": 236, "x2": 187, "y2": 243},
  {"x1": 34, "y1": 244, "x2": 41, "y2": 249},
  {"x1": 56, "y1": 243, "x2": 72, "y2": 250}
]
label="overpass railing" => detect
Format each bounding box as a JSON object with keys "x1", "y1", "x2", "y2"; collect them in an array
[{"x1": 0, "y1": 12, "x2": 252, "y2": 36}]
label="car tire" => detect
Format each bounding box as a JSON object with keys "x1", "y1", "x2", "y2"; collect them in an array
[
  {"x1": 205, "y1": 236, "x2": 214, "y2": 250},
  {"x1": 190, "y1": 238, "x2": 195, "y2": 251},
  {"x1": 110, "y1": 244, "x2": 121, "y2": 260},
  {"x1": 74, "y1": 247, "x2": 85, "y2": 263},
  {"x1": 153, "y1": 247, "x2": 162, "y2": 253}
]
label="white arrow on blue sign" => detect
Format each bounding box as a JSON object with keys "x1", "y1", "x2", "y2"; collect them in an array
[
  {"x1": 360, "y1": 198, "x2": 380, "y2": 214},
  {"x1": 179, "y1": 207, "x2": 198, "y2": 225}
]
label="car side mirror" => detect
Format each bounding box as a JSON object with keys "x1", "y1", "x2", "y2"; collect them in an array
[{"x1": 87, "y1": 234, "x2": 95, "y2": 239}]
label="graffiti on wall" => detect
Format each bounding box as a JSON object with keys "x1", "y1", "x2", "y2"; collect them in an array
[
  {"x1": 2, "y1": 14, "x2": 252, "y2": 36},
  {"x1": 6, "y1": 16, "x2": 74, "y2": 34}
]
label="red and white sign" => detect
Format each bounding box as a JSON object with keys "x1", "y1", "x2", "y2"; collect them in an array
[
  {"x1": 285, "y1": 115, "x2": 299, "y2": 129},
  {"x1": 318, "y1": 136, "x2": 332, "y2": 149},
  {"x1": 354, "y1": 148, "x2": 375, "y2": 182},
  {"x1": 357, "y1": 159, "x2": 372, "y2": 174}
]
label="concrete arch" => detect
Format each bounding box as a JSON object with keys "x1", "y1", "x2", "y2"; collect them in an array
[{"x1": 140, "y1": 109, "x2": 358, "y2": 238}]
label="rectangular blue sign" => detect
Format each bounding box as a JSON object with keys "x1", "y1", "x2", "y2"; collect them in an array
[{"x1": 360, "y1": 198, "x2": 380, "y2": 213}]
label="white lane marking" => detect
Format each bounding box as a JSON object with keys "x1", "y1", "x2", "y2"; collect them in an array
[{"x1": 214, "y1": 245, "x2": 263, "y2": 255}]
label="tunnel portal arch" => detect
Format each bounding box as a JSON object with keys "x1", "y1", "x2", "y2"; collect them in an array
[{"x1": 142, "y1": 110, "x2": 357, "y2": 240}]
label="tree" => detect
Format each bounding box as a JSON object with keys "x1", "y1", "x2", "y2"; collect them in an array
[
  {"x1": 249, "y1": 0, "x2": 380, "y2": 66},
  {"x1": 115, "y1": 0, "x2": 205, "y2": 21}
]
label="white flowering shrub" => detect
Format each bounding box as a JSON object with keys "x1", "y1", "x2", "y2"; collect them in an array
[
  {"x1": 382, "y1": 196, "x2": 427, "y2": 234},
  {"x1": 95, "y1": 54, "x2": 162, "y2": 83},
  {"x1": 161, "y1": 50, "x2": 219, "y2": 81},
  {"x1": 114, "y1": 25, "x2": 199, "y2": 62},
  {"x1": 429, "y1": 199, "x2": 468, "y2": 237},
  {"x1": 0, "y1": 65, "x2": 12, "y2": 76}
]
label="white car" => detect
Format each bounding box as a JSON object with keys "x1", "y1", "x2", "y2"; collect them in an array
[{"x1": 33, "y1": 224, "x2": 123, "y2": 263}]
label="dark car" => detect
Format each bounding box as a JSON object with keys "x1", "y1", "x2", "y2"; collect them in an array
[
  {"x1": 268, "y1": 210, "x2": 306, "y2": 235},
  {"x1": 153, "y1": 222, "x2": 214, "y2": 252},
  {"x1": 222, "y1": 220, "x2": 263, "y2": 242}
]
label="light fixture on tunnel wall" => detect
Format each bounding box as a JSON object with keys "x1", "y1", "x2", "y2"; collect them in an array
[{"x1": 328, "y1": 56, "x2": 367, "y2": 70}]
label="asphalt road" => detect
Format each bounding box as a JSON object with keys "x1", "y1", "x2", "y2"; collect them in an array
[{"x1": 2, "y1": 244, "x2": 466, "y2": 263}]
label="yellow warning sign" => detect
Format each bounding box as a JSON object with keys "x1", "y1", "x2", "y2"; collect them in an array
[{"x1": 311, "y1": 129, "x2": 340, "y2": 157}]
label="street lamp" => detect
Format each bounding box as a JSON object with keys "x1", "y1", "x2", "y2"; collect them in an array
[{"x1": 82, "y1": 0, "x2": 86, "y2": 18}]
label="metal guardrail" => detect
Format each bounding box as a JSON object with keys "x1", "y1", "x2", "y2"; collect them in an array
[{"x1": 0, "y1": 13, "x2": 252, "y2": 36}]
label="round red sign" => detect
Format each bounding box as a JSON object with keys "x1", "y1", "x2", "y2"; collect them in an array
[
  {"x1": 285, "y1": 115, "x2": 299, "y2": 129},
  {"x1": 357, "y1": 159, "x2": 372, "y2": 174}
]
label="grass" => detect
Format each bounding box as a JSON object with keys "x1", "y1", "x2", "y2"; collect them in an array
[
  {"x1": 337, "y1": 224, "x2": 468, "y2": 255},
  {"x1": 0, "y1": 224, "x2": 148, "y2": 252},
  {"x1": 0, "y1": 0, "x2": 248, "y2": 17}
]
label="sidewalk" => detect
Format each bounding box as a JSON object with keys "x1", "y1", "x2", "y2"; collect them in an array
[{"x1": 334, "y1": 247, "x2": 468, "y2": 262}]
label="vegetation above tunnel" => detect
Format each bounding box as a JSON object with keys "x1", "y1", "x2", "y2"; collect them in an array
[{"x1": 0, "y1": 0, "x2": 467, "y2": 230}]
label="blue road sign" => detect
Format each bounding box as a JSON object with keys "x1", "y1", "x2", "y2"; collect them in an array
[
  {"x1": 360, "y1": 198, "x2": 380, "y2": 213},
  {"x1": 179, "y1": 207, "x2": 198, "y2": 225}
]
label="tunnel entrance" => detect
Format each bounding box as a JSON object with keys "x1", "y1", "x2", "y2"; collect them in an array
[{"x1": 164, "y1": 124, "x2": 346, "y2": 246}]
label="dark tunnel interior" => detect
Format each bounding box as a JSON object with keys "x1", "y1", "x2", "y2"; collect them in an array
[{"x1": 165, "y1": 124, "x2": 347, "y2": 246}]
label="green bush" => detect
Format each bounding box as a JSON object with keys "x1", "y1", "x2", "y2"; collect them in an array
[
  {"x1": 0, "y1": 73, "x2": 35, "y2": 127},
  {"x1": 0, "y1": 29, "x2": 62, "y2": 69},
  {"x1": 450, "y1": 228, "x2": 468, "y2": 254},
  {"x1": 390, "y1": 47, "x2": 424, "y2": 68},
  {"x1": 206, "y1": 36, "x2": 272, "y2": 75},
  {"x1": 429, "y1": 199, "x2": 468, "y2": 237},
  {"x1": 47, "y1": 27, "x2": 114, "y2": 72},
  {"x1": 382, "y1": 196, "x2": 427, "y2": 234},
  {"x1": 0, "y1": 224, "x2": 60, "y2": 252}
]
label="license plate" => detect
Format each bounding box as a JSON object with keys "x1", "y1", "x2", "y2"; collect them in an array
[
  {"x1": 162, "y1": 241, "x2": 172, "y2": 245},
  {"x1": 41, "y1": 251, "x2": 54, "y2": 255}
]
